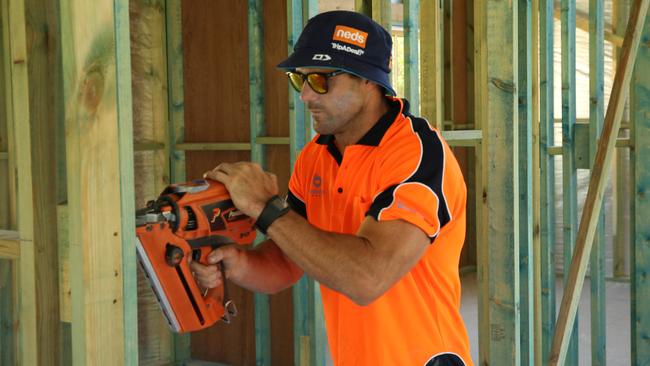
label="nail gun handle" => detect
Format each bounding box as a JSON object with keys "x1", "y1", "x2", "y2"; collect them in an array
[{"x1": 193, "y1": 246, "x2": 236, "y2": 324}]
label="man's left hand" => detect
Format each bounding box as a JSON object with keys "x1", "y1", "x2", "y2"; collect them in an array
[{"x1": 204, "y1": 162, "x2": 278, "y2": 219}]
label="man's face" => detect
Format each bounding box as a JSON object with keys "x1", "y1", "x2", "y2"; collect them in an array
[{"x1": 295, "y1": 67, "x2": 366, "y2": 136}]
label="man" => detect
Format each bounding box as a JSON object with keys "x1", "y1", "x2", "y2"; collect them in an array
[{"x1": 192, "y1": 10, "x2": 472, "y2": 366}]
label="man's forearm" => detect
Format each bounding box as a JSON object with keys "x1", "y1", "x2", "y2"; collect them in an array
[
  {"x1": 266, "y1": 211, "x2": 386, "y2": 305},
  {"x1": 232, "y1": 239, "x2": 303, "y2": 294}
]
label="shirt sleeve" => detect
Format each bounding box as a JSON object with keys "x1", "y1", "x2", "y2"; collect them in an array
[
  {"x1": 366, "y1": 124, "x2": 454, "y2": 242},
  {"x1": 287, "y1": 150, "x2": 308, "y2": 219}
]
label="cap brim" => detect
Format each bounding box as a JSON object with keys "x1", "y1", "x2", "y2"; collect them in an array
[{"x1": 277, "y1": 49, "x2": 396, "y2": 96}]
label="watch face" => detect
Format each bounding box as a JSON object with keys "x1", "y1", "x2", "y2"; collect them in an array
[{"x1": 273, "y1": 196, "x2": 288, "y2": 210}]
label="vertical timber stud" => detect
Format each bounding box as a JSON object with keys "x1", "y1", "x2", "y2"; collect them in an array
[
  {"x1": 560, "y1": 0, "x2": 579, "y2": 362},
  {"x1": 517, "y1": 0, "x2": 534, "y2": 364},
  {"x1": 115, "y1": 0, "x2": 138, "y2": 363},
  {"x1": 287, "y1": 1, "x2": 329, "y2": 366},
  {"x1": 530, "y1": 0, "x2": 542, "y2": 363},
  {"x1": 478, "y1": 0, "x2": 520, "y2": 364},
  {"x1": 5, "y1": 0, "x2": 38, "y2": 364},
  {"x1": 613, "y1": 0, "x2": 631, "y2": 280},
  {"x1": 60, "y1": 0, "x2": 137, "y2": 363},
  {"x1": 631, "y1": 7, "x2": 650, "y2": 364},
  {"x1": 166, "y1": 0, "x2": 186, "y2": 184},
  {"x1": 403, "y1": 0, "x2": 419, "y2": 113},
  {"x1": 538, "y1": 0, "x2": 556, "y2": 362},
  {"x1": 588, "y1": 0, "x2": 606, "y2": 364},
  {"x1": 165, "y1": 0, "x2": 191, "y2": 362},
  {"x1": 473, "y1": 0, "x2": 489, "y2": 362},
  {"x1": 420, "y1": 0, "x2": 444, "y2": 130},
  {"x1": 371, "y1": 0, "x2": 391, "y2": 33},
  {"x1": 549, "y1": 0, "x2": 650, "y2": 363},
  {"x1": 248, "y1": 1, "x2": 271, "y2": 364},
  {"x1": 24, "y1": 0, "x2": 63, "y2": 360}
]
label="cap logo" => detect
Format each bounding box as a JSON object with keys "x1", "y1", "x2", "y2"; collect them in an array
[
  {"x1": 333, "y1": 25, "x2": 368, "y2": 49},
  {"x1": 312, "y1": 54, "x2": 332, "y2": 61}
]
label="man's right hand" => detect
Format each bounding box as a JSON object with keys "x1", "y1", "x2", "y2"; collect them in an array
[{"x1": 189, "y1": 245, "x2": 247, "y2": 290}]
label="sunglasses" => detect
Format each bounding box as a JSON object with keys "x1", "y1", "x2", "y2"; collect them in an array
[{"x1": 286, "y1": 70, "x2": 346, "y2": 94}]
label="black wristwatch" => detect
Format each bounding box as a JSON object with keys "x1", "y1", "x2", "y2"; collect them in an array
[{"x1": 255, "y1": 195, "x2": 290, "y2": 235}]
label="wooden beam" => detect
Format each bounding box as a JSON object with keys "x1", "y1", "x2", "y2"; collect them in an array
[
  {"x1": 248, "y1": 2, "x2": 272, "y2": 364},
  {"x1": 1, "y1": 0, "x2": 15, "y2": 231},
  {"x1": 403, "y1": 0, "x2": 419, "y2": 112},
  {"x1": 5, "y1": 0, "x2": 39, "y2": 364},
  {"x1": 59, "y1": 0, "x2": 138, "y2": 363},
  {"x1": 630, "y1": 5, "x2": 650, "y2": 363},
  {"x1": 588, "y1": 0, "x2": 607, "y2": 364},
  {"x1": 476, "y1": 0, "x2": 521, "y2": 364},
  {"x1": 420, "y1": 0, "x2": 444, "y2": 130},
  {"x1": 517, "y1": 1, "x2": 534, "y2": 364},
  {"x1": 539, "y1": 0, "x2": 557, "y2": 363},
  {"x1": 548, "y1": 0, "x2": 650, "y2": 363},
  {"x1": 25, "y1": 0, "x2": 64, "y2": 362},
  {"x1": 560, "y1": 0, "x2": 579, "y2": 361},
  {"x1": 473, "y1": 0, "x2": 490, "y2": 362},
  {"x1": 440, "y1": 130, "x2": 482, "y2": 146},
  {"x1": 553, "y1": 7, "x2": 624, "y2": 47},
  {"x1": 531, "y1": 0, "x2": 542, "y2": 364},
  {"x1": 371, "y1": 0, "x2": 391, "y2": 32},
  {"x1": 164, "y1": 1, "x2": 191, "y2": 362},
  {"x1": 0, "y1": 230, "x2": 19, "y2": 259}
]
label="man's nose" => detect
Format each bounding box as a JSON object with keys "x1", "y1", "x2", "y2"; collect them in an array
[{"x1": 299, "y1": 81, "x2": 318, "y2": 103}]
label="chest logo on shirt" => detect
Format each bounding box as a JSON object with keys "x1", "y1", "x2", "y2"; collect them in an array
[{"x1": 310, "y1": 175, "x2": 323, "y2": 197}]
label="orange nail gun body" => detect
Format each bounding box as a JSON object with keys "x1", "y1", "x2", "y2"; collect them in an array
[{"x1": 135, "y1": 179, "x2": 256, "y2": 333}]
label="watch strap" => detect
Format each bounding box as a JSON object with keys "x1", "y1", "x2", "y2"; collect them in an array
[{"x1": 255, "y1": 195, "x2": 290, "y2": 234}]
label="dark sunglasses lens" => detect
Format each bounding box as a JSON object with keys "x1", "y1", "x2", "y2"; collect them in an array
[
  {"x1": 307, "y1": 73, "x2": 328, "y2": 94},
  {"x1": 287, "y1": 72, "x2": 304, "y2": 92}
]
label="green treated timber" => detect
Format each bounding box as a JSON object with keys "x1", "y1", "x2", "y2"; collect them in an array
[
  {"x1": 403, "y1": 0, "x2": 419, "y2": 112},
  {"x1": 549, "y1": 0, "x2": 650, "y2": 363},
  {"x1": 613, "y1": 0, "x2": 632, "y2": 282},
  {"x1": 531, "y1": 0, "x2": 542, "y2": 362},
  {"x1": 165, "y1": 0, "x2": 190, "y2": 362},
  {"x1": 480, "y1": 0, "x2": 521, "y2": 364},
  {"x1": 0, "y1": 230, "x2": 19, "y2": 259},
  {"x1": 176, "y1": 143, "x2": 252, "y2": 151},
  {"x1": 547, "y1": 138, "x2": 631, "y2": 155},
  {"x1": 440, "y1": 130, "x2": 482, "y2": 147},
  {"x1": 60, "y1": 0, "x2": 136, "y2": 363},
  {"x1": 0, "y1": 259, "x2": 16, "y2": 365},
  {"x1": 0, "y1": 152, "x2": 6, "y2": 159},
  {"x1": 6, "y1": 0, "x2": 38, "y2": 364},
  {"x1": 539, "y1": 0, "x2": 557, "y2": 362},
  {"x1": 420, "y1": 0, "x2": 444, "y2": 130},
  {"x1": 248, "y1": 1, "x2": 271, "y2": 365},
  {"x1": 115, "y1": 0, "x2": 139, "y2": 363},
  {"x1": 473, "y1": 0, "x2": 489, "y2": 363},
  {"x1": 372, "y1": 0, "x2": 391, "y2": 32},
  {"x1": 517, "y1": 0, "x2": 534, "y2": 364},
  {"x1": 560, "y1": 0, "x2": 579, "y2": 361},
  {"x1": 589, "y1": 0, "x2": 606, "y2": 364},
  {"x1": 630, "y1": 5, "x2": 650, "y2": 364},
  {"x1": 166, "y1": 0, "x2": 186, "y2": 185},
  {"x1": 134, "y1": 141, "x2": 166, "y2": 151}
]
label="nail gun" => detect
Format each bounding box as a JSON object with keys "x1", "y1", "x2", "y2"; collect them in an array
[{"x1": 135, "y1": 178, "x2": 256, "y2": 333}]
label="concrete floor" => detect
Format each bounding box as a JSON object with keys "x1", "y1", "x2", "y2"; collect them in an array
[{"x1": 459, "y1": 272, "x2": 631, "y2": 366}]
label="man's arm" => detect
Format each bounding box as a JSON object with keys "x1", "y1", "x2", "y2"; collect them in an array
[
  {"x1": 191, "y1": 239, "x2": 304, "y2": 294},
  {"x1": 267, "y1": 211, "x2": 429, "y2": 306},
  {"x1": 204, "y1": 161, "x2": 430, "y2": 306}
]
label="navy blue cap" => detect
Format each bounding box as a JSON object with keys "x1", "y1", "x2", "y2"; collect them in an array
[{"x1": 277, "y1": 10, "x2": 396, "y2": 96}]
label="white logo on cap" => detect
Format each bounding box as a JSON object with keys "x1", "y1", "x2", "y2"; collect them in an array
[{"x1": 312, "y1": 54, "x2": 332, "y2": 61}]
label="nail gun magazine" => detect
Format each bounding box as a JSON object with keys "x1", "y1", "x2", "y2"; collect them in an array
[{"x1": 135, "y1": 179, "x2": 256, "y2": 333}]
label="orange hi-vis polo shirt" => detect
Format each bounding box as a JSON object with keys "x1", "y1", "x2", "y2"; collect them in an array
[{"x1": 287, "y1": 97, "x2": 472, "y2": 366}]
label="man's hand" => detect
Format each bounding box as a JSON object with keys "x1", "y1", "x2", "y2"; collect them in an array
[
  {"x1": 204, "y1": 162, "x2": 278, "y2": 219},
  {"x1": 189, "y1": 245, "x2": 247, "y2": 290}
]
